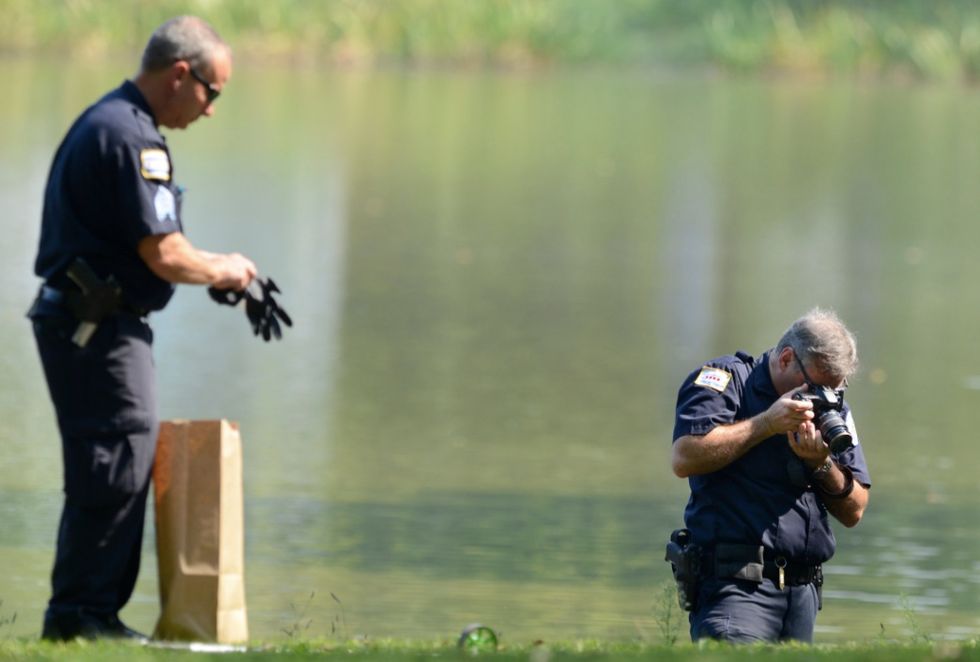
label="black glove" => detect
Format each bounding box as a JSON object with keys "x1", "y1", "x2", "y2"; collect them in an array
[
  {"x1": 207, "y1": 277, "x2": 292, "y2": 341},
  {"x1": 244, "y1": 277, "x2": 292, "y2": 341},
  {"x1": 208, "y1": 285, "x2": 245, "y2": 306}
]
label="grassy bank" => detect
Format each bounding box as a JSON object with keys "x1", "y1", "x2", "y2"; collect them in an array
[
  {"x1": 0, "y1": 639, "x2": 979, "y2": 661},
  {"x1": 3, "y1": 639, "x2": 980, "y2": 661},
  {"x1": 3, "y1": 0, "x2": 980, "y2": 78}
]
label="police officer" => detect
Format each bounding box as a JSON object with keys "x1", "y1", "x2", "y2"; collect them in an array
[
  {"x1": 29, "y1": 16, "x2": 257, "y2": 641},
  {"x1": 671, "y1": 308, "x2": 871, "y2": 643}
]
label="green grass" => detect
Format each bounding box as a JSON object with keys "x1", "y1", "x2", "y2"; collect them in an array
[
  {"x1": 0, "y1": 584, "x2": 956, "y2": 659},
  {"x1": 4, "y1": 0, "x2": 980, "y2": 78},
  {"x1": 3, "y1": 639, "x2": 980, "y2": 661}
]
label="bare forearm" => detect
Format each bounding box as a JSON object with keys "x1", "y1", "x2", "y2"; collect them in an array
[
  {"x1": 138, "y1": 232, "x2": 256, "y2": 289},
  {"x1": 672, "y1": 413, "x2": 774, "y2": 478},
  {"x1": 140, "y1": 233, "x2": 219, "y2": 284},
  {"x1": 673, "y1": 383, "x2": 818, "y2": 478}
]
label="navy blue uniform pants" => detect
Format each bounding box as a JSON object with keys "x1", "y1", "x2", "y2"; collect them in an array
[
  {"x1": 31, "y1": 312, "x2": 158, "y2": 623},
  {"x1": 690, "y1": 577, "x2": 820, "y2": 643}
]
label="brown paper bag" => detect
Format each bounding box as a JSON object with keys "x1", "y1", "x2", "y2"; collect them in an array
[{"x1": 153, "y1": 419, "x2": 249, "y2": 643}]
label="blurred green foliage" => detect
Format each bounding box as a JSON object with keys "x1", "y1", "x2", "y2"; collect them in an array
[
  {"x1": 3, "y1": 638, "x2": 980, "y2": 660},
  {"x1": 4, "y1": 0, "x2": 980, "y2": 77}
]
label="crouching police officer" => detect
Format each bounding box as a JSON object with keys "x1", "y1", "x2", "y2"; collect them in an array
[
  {"x1": 668, "y1": 308, "x2": 871, "y2": 643},
  {"x1": 28, "y1": 16, "x2": 258, "y2": 641}
]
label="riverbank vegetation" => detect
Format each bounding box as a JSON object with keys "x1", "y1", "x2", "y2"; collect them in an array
[
  {"x1": 3, "y1": 639, "x2": 980, "y2": 661},
  {"x1": 3, "y1": 0, "x2": 980, "y2": 79}
]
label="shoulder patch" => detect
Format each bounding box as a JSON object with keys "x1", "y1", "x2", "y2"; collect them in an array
[
  {"x1": 694, "y1": 366, "x2": 732, "y2": 393},
  {"x1": 140, "y1": 148, "x2": 171, "y2": 181},
  {"x1": 154, "y1": 185, "x2": 177, "y2": 223}
]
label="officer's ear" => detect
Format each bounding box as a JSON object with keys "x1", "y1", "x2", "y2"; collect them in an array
[
  {"x1": 168, "y1": 60, "x2": 191, "y2": 92},
  {"x1": 776, "y1": 346, "x2": 795, "y2": 373}
]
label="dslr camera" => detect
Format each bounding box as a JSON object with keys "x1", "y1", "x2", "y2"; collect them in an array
[{"x1": 793, "y1": 384, "x2": 854, "y2": 454}]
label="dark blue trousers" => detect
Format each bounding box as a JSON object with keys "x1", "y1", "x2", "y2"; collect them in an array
[
  {"x1": 31, "y1": 312, "x2": 158, "y2": 623},
  {"x1": 690, "y1": 577, "x2": 820, "y2": 643}
]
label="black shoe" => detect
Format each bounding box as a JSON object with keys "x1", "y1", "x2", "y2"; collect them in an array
[
  {"x1": 104, "y1": 615, "x2": 149, "y2": 642},
  {"x1": 42, "y1": 609, "x2": 148, "y2": 643}
]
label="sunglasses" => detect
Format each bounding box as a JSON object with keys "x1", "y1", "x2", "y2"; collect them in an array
[{"x1": 189, "y1": 67, "x2": 221, "y2": 103}]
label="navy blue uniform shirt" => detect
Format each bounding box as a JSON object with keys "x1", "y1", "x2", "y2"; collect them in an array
[
  {"x1": 35, "y1": 80, "x2": 183, "y2": 312},
  {"x1": 673, "y1": 350, "x2": 871, "y2": 563}
]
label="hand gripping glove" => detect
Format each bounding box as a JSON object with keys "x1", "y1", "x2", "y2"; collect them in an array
[{"x1": 207, "y1": 286, "x2": 245, "y2": 306}]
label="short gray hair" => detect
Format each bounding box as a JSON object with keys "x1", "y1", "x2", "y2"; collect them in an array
[
  {"x1": 776, "y1": 307, "x2": 858, "y2": 381},
  {"x1": 141, "y1": 16, "x2": 229, "y2": 73}
]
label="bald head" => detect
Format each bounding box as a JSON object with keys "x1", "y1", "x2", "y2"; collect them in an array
[{"x1": 140, "y1": 15, "x2": 230, "y2": 74}]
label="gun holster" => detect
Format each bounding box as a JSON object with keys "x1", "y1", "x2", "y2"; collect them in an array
[
  {"x1": 665, "y1": 528, "x2": 702, "y2": 612},
  {"x1": 63, "y1": 258, "x2": 122, "y2": 347}
]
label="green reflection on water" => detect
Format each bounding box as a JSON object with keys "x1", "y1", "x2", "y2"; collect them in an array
[{"x1": 247, "y1": 492, "x2": 666, "y2": 585}]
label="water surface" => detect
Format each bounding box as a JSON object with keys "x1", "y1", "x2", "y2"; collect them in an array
[{"x1": 2, "y1": 58, "x2": 980, "y2": 643}]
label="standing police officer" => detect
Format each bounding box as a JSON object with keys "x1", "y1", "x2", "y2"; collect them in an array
[
  {"x1": 29, "y1": 16, "x2": 258, "y2": 641},
  {"x1": 670, "y1": 308, "x2": 871, "y2": 643}
]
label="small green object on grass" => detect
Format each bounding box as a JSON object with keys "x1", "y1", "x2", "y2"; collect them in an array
[{"x1": 458, "y1": 623, "x2": 498, "y2": 653}]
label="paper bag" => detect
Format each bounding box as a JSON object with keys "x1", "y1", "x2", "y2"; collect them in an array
[{"x1": 153, "y1": 419, "x2": 249, "y2": 643}]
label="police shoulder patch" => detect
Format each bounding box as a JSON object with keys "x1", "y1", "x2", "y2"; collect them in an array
[
  {"x1": 140, "y1": 148, "x2": 171, "y2": 181},
  {"x1": 154, "y1": 185, "x2": 177, "y2": 223},
  {"x1": 694, "y1": 366, "x2": 732, "y2": 393}
]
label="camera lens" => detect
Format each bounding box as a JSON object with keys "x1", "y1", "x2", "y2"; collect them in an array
[{"x1": 816, "y1": 411, "x2": 853, "y2": 454}]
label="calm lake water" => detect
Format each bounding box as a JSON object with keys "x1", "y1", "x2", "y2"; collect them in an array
[{"x1": 2, "y1": 56, "x2": 980, "y2": 644}]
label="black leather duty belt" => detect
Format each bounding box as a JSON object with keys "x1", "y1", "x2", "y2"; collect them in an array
[
  {"x1": 702, "y1": 544, "x2": 823, "y2": 588},
  {"x1": 39, "y1": 285, "x2": 66, "y2": 305},
  {"x1": 761, "y1": 556, "x2": 823, "y2": 587},
  {"x1": 39, "y1": 284, "x2": 150, "y2": 318}
]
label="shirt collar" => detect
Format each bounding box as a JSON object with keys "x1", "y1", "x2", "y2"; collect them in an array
[
  {"x1": 750, "y1": 349, "x2": 779, "y2": 399},
  {"x1": 119, "y1": 79, "x2": 157, "y2": 126}
]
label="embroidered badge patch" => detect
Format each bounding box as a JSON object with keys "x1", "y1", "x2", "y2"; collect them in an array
[
  {"x1": 694, "y1": 366, "x2": 732, "y2": 392},
  {"x1": 154, "y1": 185, "x2": 177, "y2": 223},
  {"x1": 140, "y1": 148, "x2": 171, "y2": 181}
]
